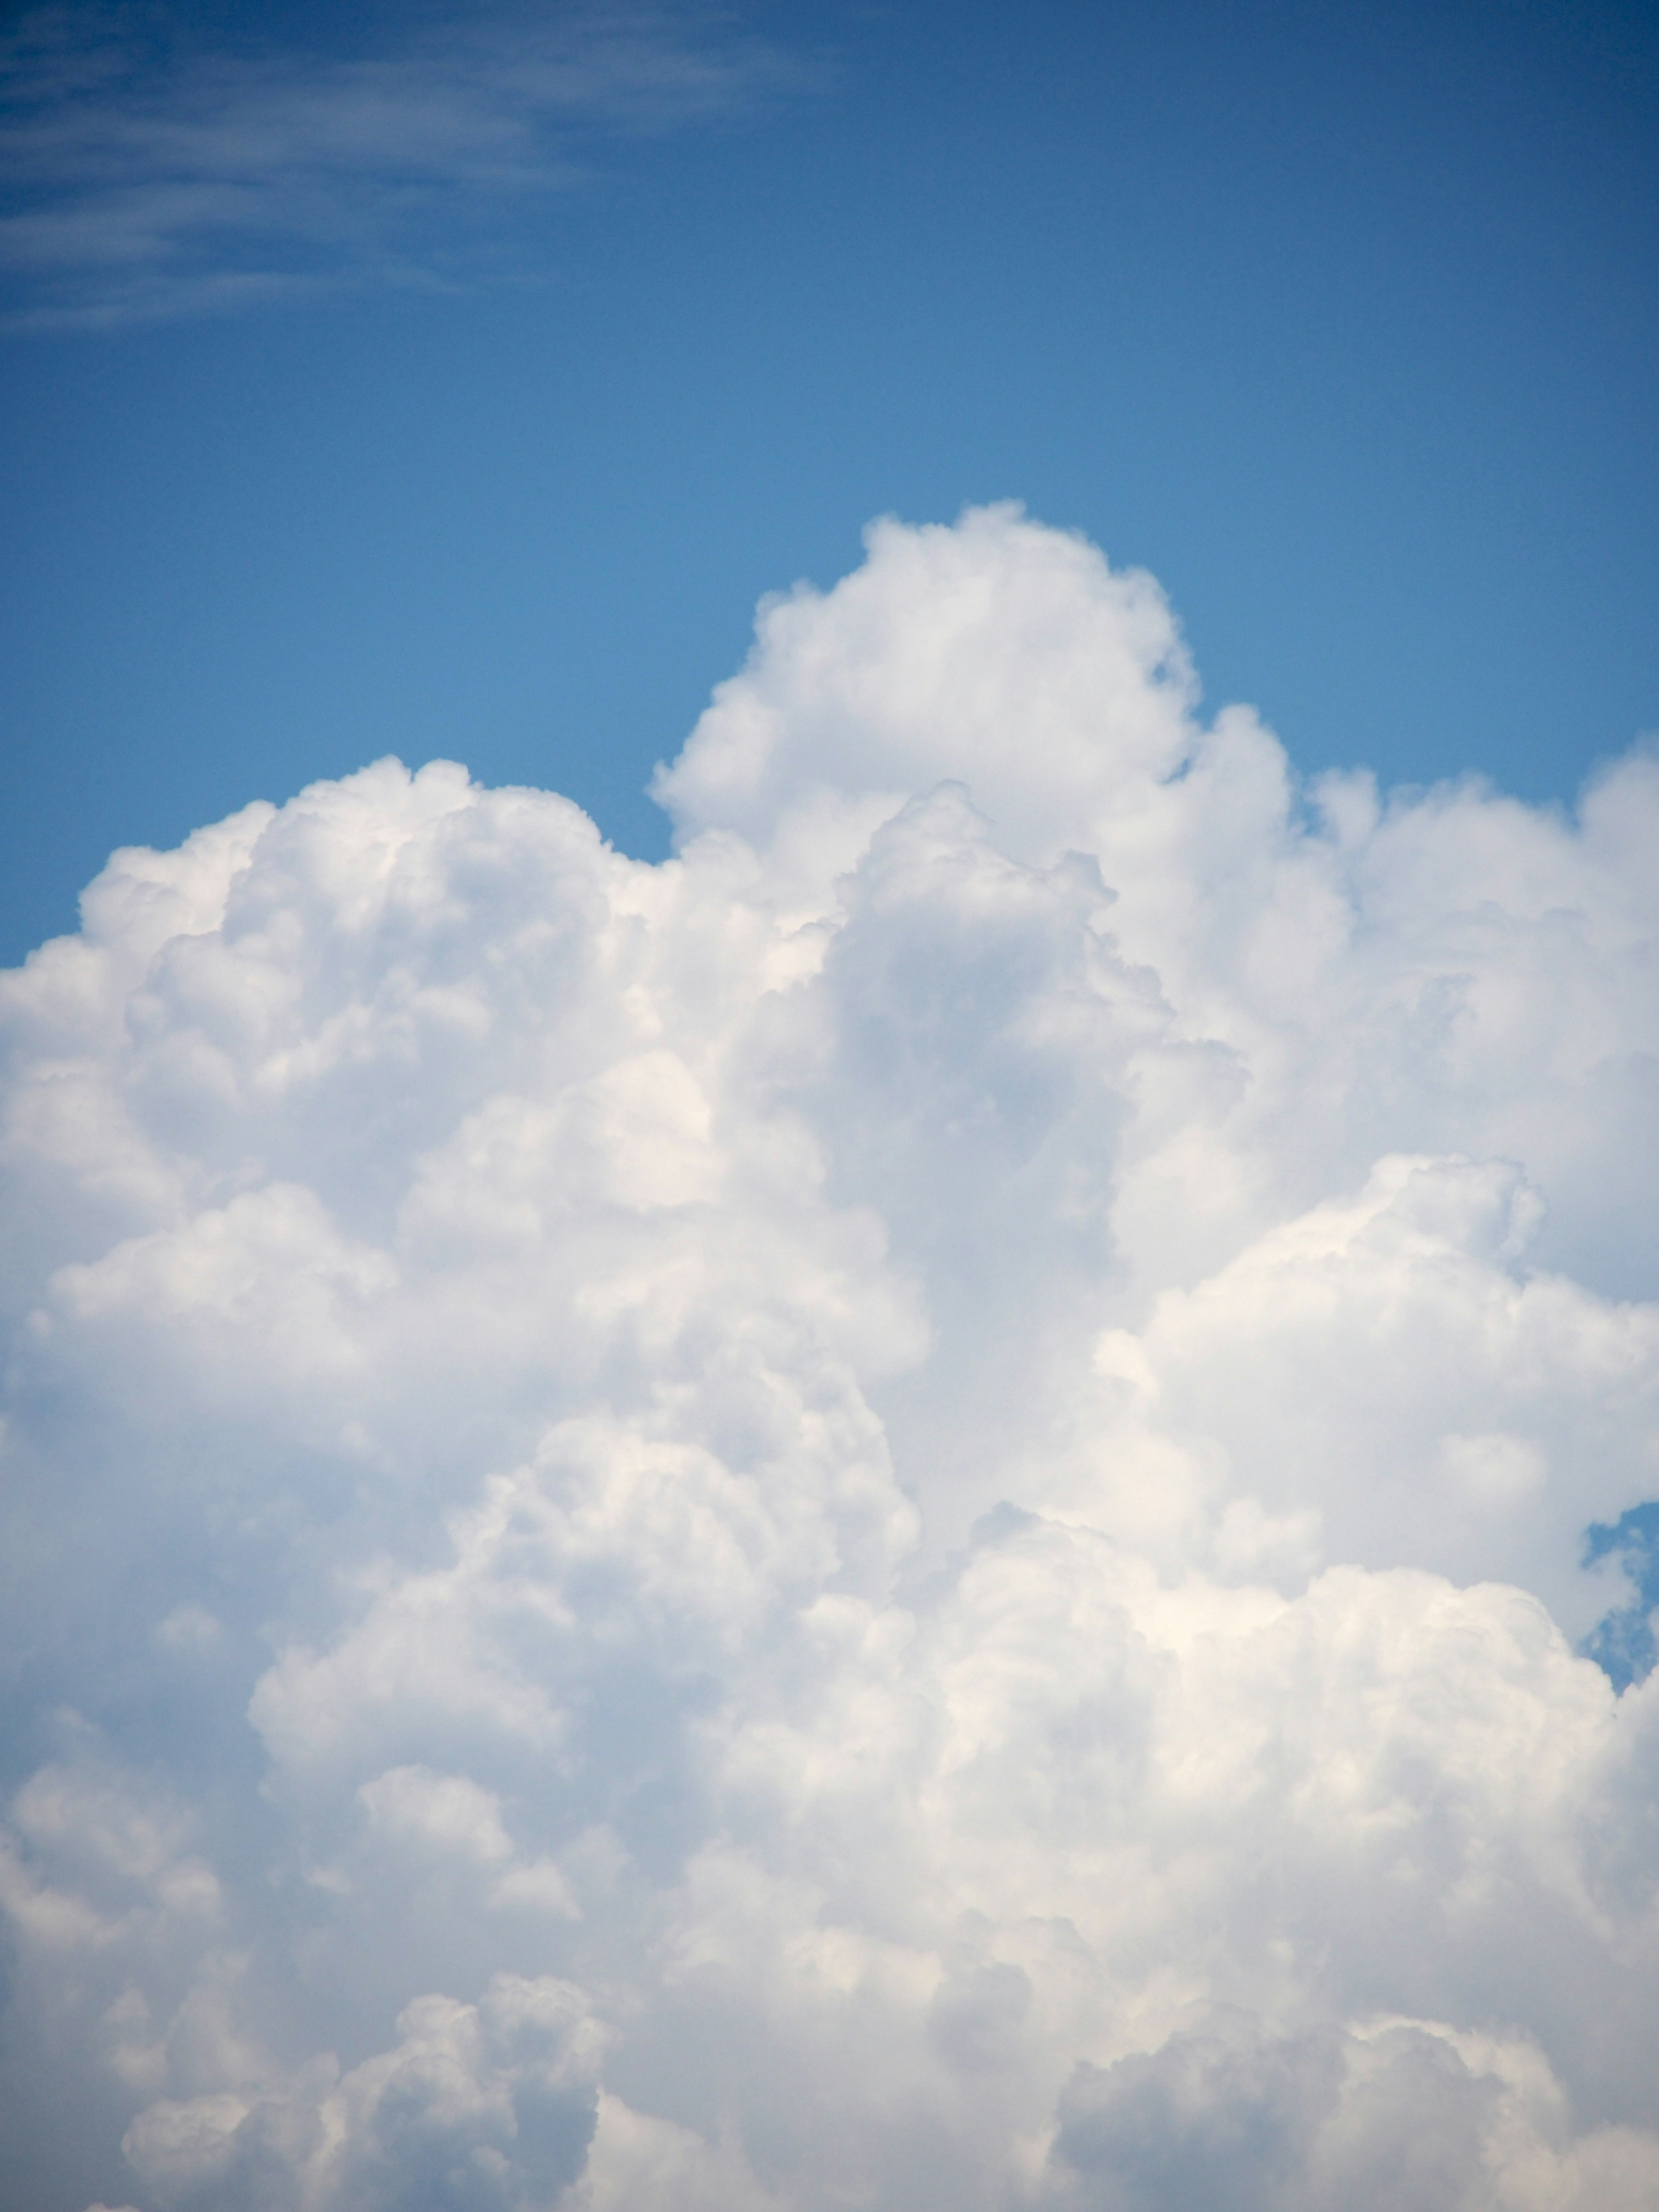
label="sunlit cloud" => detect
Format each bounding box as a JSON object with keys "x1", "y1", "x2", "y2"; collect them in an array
[{"x1": 3, "y1": 509, "x2": 1658, "y2": 2208}]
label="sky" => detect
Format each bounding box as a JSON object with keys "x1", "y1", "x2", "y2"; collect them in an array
[
  {"x1": 4, "y1": 8, "x2": 1659, "y2": 2212},
  {"x1": 1, "y1": 0, "x2": 1657, "y2": 963}
]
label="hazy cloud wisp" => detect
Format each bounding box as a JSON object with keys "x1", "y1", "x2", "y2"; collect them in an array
[{"x1": 0, "y1": 3, "x2": 805, "y2": 326}]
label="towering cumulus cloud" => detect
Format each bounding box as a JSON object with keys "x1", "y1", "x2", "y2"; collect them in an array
[{"x1": 3, "y1": 506, "x2": 1659, "y2": 2211}]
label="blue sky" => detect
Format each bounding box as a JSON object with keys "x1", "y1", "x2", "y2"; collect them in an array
[
  {"x1": 7, "y1": 15, "x2": 1659, "y2": 2205},
  {"x1": 1, "y1": 1, "x2": 1654, "y2": 964}
]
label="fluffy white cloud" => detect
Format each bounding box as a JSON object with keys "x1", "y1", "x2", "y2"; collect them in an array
[{"x1": 2, "y1": 506, "x2": 1657, "y2": 2210}]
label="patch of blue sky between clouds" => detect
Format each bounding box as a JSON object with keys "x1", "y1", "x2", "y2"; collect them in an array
[
  {"x1": 0, "y1": 1, "x2": 813, "y2": 328},
  {"x1": 1582, "y1": 1503, "x2": 1659, "y2": 1692}
]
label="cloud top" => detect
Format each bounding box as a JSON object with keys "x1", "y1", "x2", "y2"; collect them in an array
[{"x1": 3, "y1": 508, "x2": 1659, "y2": 2209}]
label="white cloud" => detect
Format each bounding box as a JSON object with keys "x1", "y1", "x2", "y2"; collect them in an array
[
  {"x1": 120, "y1": 1974, "x2": 605, "y2": 2212},
  {"x1": 0, "y1": 3, "x2": 809, "y2": 327},
  {"x1": 3, "y1": 506, "x2": 1658, "y2": 2208}
]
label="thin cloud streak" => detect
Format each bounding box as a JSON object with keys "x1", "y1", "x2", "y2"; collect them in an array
[{"x1": 0, "y1": 3, "x2": 810, "y2": 327}]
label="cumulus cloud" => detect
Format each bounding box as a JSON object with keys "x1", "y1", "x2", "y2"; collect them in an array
[
  {"x1": 2, "y1": 504, "x2": 1659, "y2": 2209},
  {"x1": 0, "y1": 3, "x2": 807, "y2": 327}
]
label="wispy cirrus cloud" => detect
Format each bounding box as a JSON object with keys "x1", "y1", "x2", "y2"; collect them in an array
[{"x1": 0, "y1": 3, "x2": 809, "y2": 328}]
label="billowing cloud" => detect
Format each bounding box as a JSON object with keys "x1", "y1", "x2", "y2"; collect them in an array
[
  {"x1": 3, "y1": 505, "x2": 1658, "y2": 2210},
  {"x1": 0, "y1": 3, "x2": 807, "y2": 327}
]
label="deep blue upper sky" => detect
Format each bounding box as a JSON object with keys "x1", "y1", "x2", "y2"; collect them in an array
[{"x1": 2, "y1": 0, "x2": 1656, "y2": 963}]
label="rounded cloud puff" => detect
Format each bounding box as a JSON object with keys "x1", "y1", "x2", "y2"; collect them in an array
[{"x1": 2, "y1": 507, "x2": 1658, "y2": 2211}]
